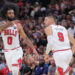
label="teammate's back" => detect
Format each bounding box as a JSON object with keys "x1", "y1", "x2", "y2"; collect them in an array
[
  {"x1": 51, "y1": 25, "x2": 71, "y2": 50},
  {"x1": 44, "y1": 14, "x2": 75, "y2": 75}
]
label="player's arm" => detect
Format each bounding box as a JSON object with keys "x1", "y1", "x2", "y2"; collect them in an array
[
  {"x1": 0, "y1": 20, "x2": 19, "y2": 33},
  {"x1": 0, "y1": 22, "x2": 12, "y2": 32},
  {"x1": 67, "y1": 31, "x2": 75, "y2": 53},
  {"x1": 44, "y1": 26, "x2": 53, "y2": 61},
  {"x1": 18, "y1": 23, "x2": 38, "y2": 55},
  {"x1": 44, "y1": 26, "x2": 53, "y2": 55}
]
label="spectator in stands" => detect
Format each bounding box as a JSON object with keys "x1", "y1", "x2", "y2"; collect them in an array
[
  {"x1": 68, "y1": 22, "x2": 75, "y2": 38},
  {"x1": 0, "y1": 0, "x2": 75, "y2": 75},
  {"x1": 0, "y1": 56, "x2": 9, "y2": 75},
  {"x1": 69, "y1": 61, "x2": 75, "y2": 75},
  {"x1": 35, "y1": 55, "x2": 48, "y2": 75},
  {"x1": 48, "y1": 56, "x2": 56, "y2": 75}
]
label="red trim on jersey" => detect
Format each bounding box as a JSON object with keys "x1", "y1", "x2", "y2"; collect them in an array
[
  {"x1": 53, "y1": 48, "x2": 71, "y2": 53},
  {"x1": 57, "y1": 67, "x2": 64, "y2": 75},
  {"x1": 64, "y1": 66, "x2": 71, "y2": 74},
  {"x1": 18, "y1": 58, "x2": 22, "y2": 70},
  {"x1": 5, "y1": 46, "x2": 20, "y2": 52},
  {"x1": 57, "y1": 66, "x2": 71, "y2": 75},
  {"x1": 12, "y1": 64, "x2": 18, "y2": 66}
]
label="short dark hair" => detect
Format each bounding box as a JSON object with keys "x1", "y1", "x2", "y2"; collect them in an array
[
  {"x1": 1, "y1": 2, "x2": 19, "y2": 19},
  {"x1": 44, "y1": 13, "x2": 56, "y2": 22},
  {"x1": 45, "y1": 13, "x2": 55, "y2": 19}
]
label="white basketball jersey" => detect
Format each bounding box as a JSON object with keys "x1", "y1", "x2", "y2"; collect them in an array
[
  {"x1": 1, "y1": 24, "x2": 20, "y2": 49},
  {"x1": 51, "y1": 25, "x2": 71, "y2": 50}
]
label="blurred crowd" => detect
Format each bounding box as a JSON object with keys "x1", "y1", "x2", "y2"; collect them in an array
[{"x1": 0, "y1": 0, "x2": 75, "y2": 75}]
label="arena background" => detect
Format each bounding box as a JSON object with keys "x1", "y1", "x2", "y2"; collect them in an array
[{"x1": 0, "y1": 0, "x2": 75, "y2": 75}]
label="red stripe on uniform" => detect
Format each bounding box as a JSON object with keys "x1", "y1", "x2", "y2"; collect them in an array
[
  {"x1": 57, "y1": 66, "x2": 71, "y2": 75},
  {"x1": 12, "y1": 64, "x2": 18, "y2": 66},
  {"x1": 64, "y1": 66, "x2": 71, "y2": 74},
  {"x1": 5, "y1": 46, "x2": 20, "y2": 52},
  {"x1": 57, "y1": 67, "x2": 64, "y2": 75},
  {"x1": 18, "y1": 58, "x2": 22, "y2": 70},
  {"x1": 53, "y1": 48, "x2": 71, "y2": 53}
]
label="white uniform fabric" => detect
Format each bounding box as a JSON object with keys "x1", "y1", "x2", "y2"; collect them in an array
[
  {"x1": 47, "y1": 25, "x2": 72, "y2": 74},
  {"x1": 1, "y1": 23, "x2": 23, "y2": 72},
  {"x1": 51, "y1": 25, "x2": 71, "y2": 50},
  {"x1": 1, "y1": 23, "x2": 20, "y2": 49},
  {"x1": 4, "y1": 47, "x2": 23, "y2": 71},
  {"x1": 46, "y1": 35, "x2": 53, "y2": 54},
  {"x1": 54, "y1": 50, "x2": 72, "y2": 74}
]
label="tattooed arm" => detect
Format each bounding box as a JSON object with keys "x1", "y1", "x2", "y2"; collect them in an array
[
  {"x1": 18, "y1": 23, "x2": 38, "y2": 55},
  {"x1": 0, "y1": 20, "x2": 19, "y2": 32},
  {"x1": 0, "y1": 22, "x2": 12, "y2": 32}
]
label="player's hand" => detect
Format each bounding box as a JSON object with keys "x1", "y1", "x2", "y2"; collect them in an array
[
  {"x1": 44, "y1": 54, "x2": 49, "y2": 58},
  {"x1": 11, "y1": 20, "x2": 20, "y2": 24},
  {"x1": 33, "y1": 48, "x2": 38, "y2": 55},
  {"x1": 7, "y1": 20, "x2": 20, "y2": 26},
  {"x1": 33, "y1": 48, "x2": 39, "y2": 58},
  {"x1": 44, "y1": 53, "x2": 49, "y2": 63}
]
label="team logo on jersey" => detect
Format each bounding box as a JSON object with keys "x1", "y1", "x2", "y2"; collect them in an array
[{"x1": 14, "y1": 26, "x2": 17, "y2": 29}]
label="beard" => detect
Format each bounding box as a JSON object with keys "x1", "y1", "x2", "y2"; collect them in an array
[{"x1": 7, "y1": 17, "x2": 16, "y2": 21}]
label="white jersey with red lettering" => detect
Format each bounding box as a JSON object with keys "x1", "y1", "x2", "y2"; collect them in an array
[
  {"x1": 1, "y1": 23, "x2": 20, "y2": 50},
  {"x1": 1, "y1": 22, "x2": 23, "y2": 72},
  {"x1": 49, "y1": 25, "x2": 72, "y2": 75},
  {"x1": 51, "y1": 25, "x2": 71, "y2": 51}
]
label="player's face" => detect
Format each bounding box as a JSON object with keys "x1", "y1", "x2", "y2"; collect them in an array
[
  {"x1": 44, "y1": 17, "x2": 55, "y2": 26},
  {"x1": 6, "y1": 9, "x2": 15, "y2": 21},
  {"x1": 44, "y1": 17, "x2": 51, "y2": 26}
]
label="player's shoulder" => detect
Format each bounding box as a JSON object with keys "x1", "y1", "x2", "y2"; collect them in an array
[
  {"x1": 57, "y1": 25, "x2": 66, "y2": 29},
  {"x1": 15, "y1": 22, "x2": 22, "y2": 28},
  {"x1": 44, "y1": 25, "x2": 52, "y2": 32},
  {"x1": 15, "y1": 23, "x2": 23, "y2": 33},
  {"x1": 44, "y1": 25, "x2": 53, "y2": 36},
  {"x1": 56, "y1": 25, "x2": 66, "y2": 30},
  {"x1": 45, "y1": 25, "x2": 52, "y2": 30}
]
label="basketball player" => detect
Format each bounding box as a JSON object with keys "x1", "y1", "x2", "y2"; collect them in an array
[
  {"x1": 0, "y1": 3, "x2": 38, "y2": 75},
  {"x1": 44, "y1": 15, "x2": 75, "y2": 75}
]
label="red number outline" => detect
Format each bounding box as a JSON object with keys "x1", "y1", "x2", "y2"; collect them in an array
[
  {"x1": 7, "y1": 37, "x2": 12, "y2": 45},
  {"x1": 58, "y1": 32, "x2": 64, "y2": 42}
]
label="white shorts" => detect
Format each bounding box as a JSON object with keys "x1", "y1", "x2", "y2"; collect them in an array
[
  {"x1": 4, "y1": 47, "x2": 23, "y2": 71},
  {"x1": 53, "y1": 49, "x2": 72, "y2": 75}
]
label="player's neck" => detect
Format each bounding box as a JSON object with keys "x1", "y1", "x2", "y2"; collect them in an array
[
  {"x1": 44, "y1": 24, "x2": 49, "y2": 28},
  {"x1": 44, "y1": 23, "x2": 55, "y2": 28},
  {"x1": 6, "y1": 19, "x2": 12, "y2": 23},
  {"x1": 50, "y1": 23, "x2": 56, "y2": 25}
]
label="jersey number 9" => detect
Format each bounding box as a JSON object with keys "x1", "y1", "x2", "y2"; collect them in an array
[{"x1": 58, "y1": 32, "x2": 64, "y2": 42}]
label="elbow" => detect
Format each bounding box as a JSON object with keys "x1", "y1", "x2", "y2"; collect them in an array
[
  {"x1": 73, "y1": 40, "x2": 75, "y2": 46},
  {"x1": 46, "y1": 44, "x2": 52, "y2": 54}
]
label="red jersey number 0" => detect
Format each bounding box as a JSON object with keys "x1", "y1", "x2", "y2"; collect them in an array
[
  {"x1": 58, "y1": 32, "x2": 64, "y2": 42},
  {"x1": 7, "y1": 37, "x2": 12, "y2": 45}
]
